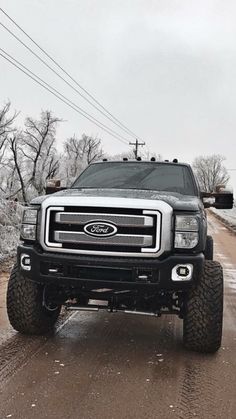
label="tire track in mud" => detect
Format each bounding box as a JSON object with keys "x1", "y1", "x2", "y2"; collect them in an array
[
  {"x1": 176, "y1": 356, "x2": 223, "y2": 419},
  {"x1": 0, "y1": 310, "x2": 74, "y2": 387}
]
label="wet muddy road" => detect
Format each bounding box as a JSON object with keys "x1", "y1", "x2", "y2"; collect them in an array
[{"x1": 0, "y1": 212, "x2": 236, "y2": 419}]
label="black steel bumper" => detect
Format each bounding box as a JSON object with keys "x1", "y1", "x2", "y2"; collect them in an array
[{"x1": 17, "y1": 245, "x2": 204, "y2": 291}]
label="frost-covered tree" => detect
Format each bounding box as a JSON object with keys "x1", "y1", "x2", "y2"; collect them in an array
[
  {"x1": 192, "y1": 154, "x2": 229, "y2": 193},
  {"x1": 0, "y1": 102, "x2": 19, "y2": 195},
  {"x1": 62, "y1": 134, "x2": 103, "y2": 185},
  {"x1": 0, "y1": 102, "x2": 18, "y2": 161},
  {"x1": 22, "y1": 110, "x2": 61, "y2": 197},
  {"x1": 8, "y1": 133, "x2": 28, "y2": 203}
]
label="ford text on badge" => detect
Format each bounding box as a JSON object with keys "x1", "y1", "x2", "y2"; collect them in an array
[{"x1": 84, "y1": 222, "x2": 118, "y2": 237}]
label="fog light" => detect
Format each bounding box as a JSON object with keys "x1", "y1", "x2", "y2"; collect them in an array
[
  {"x1": 20, "y1": 253, "x2": 31, "y2": 271},
  {"x1": 172, "y1": 264, "x2": 193, "y2": 281},
  {"x1": 177, "y1": 266, "x2": 190, "y2": 277}
]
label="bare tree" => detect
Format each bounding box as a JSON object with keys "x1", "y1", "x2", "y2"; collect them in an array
[
  {"x1": 22, "y1": 110, "x2": 61, "y2": 196},
  {"x1": 0, "y1": 102, "x2": 19, "y2": 197},
  {"x1": 8, "y1": 134, "x2": 28, "y2": 203},
  {"x1": 80, "y1": 135, "x2": 104, "y2": 165},
  {"x1": 0, "y1": 102, "x2": 18, "y2": 149},
  {"x1": 192, "y1": 154, "x2": 229, "y2": 192},
  {"x1": 62, "y1": 134, "x2": 103, "y2": 184},
  {"x1": 63, "y1": 135, "x2": 83, "y2": 180}
]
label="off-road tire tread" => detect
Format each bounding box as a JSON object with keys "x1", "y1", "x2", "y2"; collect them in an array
[
  {"x1": 183, "y1": 260, "x2": 223, "y2": 353},
  {"x1": 7, "y1": 264, "x2": 61, "y2": 335}
]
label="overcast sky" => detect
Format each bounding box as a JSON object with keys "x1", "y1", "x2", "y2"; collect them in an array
[{"x1": 1, "y1": 0, "x2": 236, "y2": 189}]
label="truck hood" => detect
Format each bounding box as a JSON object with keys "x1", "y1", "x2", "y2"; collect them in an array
[{"x1": 32, "y1": 188, "x2": 202, "y2": 212}]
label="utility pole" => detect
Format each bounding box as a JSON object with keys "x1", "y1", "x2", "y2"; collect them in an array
[{"x1": 129, "y1": 139, "x2": 145, "y2": 159}]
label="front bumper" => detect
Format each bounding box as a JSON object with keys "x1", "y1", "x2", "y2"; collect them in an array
[{"x1": 18, "y1": 244, "x2": 204, "y2": 291}]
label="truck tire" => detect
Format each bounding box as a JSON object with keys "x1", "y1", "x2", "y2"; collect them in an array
[
  {"x1": 204, "y1": 235, "x2": 213, "y2": 260},
  {"x1": 7, "y1": 264, "x2": 61, "y2": 335},
  {"x1": 183, "y1": 260, "x2": 223, "y2": 353}
]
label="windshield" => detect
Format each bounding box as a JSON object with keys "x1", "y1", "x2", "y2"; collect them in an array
[{"x1": 72, "y1": 162, "x2": 197, "y2": 195}]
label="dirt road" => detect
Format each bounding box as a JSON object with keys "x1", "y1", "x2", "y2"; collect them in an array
[{"x1": 0, "y1": 212, "x2": 235, "y2": 419}]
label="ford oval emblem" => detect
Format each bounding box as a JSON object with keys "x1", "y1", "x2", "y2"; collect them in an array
[{"x1": 84, "y1": 222, "x2": 117, "y2": 237}]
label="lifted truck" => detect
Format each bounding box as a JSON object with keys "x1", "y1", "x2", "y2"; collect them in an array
[{"x1": 7, "y1": 159, "x2": 233, "y2": 353}]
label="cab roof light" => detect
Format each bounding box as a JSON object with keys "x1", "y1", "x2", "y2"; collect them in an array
[
  {"x1": 137, "y1": 157, "x2": 142, "y2": 161},
  {"x1": 173, "y1": 158, "x2": 178, "y2": 163},
  {"x1": 123, "y1": 157, "x2": 128, "y2": 161},
  {"x1": 103, "y1": 158, "x2": 108, "y2": 161},
  {"x1": 164, "y1": 159, "x2": 169, "y2": 162},
  {"x1": 150, "y1": 157, "x2": 156, "y2": 161}
]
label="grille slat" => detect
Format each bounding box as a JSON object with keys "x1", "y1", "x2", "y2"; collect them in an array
[
  {"x1": 55, "y1": 212, "x2": 153, "y2": 227},
  {"x1": 54, "y1": 231, "x2": 153, "y2": 247}
]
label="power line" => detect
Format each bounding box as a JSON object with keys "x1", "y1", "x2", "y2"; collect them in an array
[
  {"x1": 0, "y1": 7, "x2": 144, "y2": 142},
  {"x1": 0, "y1": 47, "x2": 130, "y2": 144},
  {"x1": 0, "y1": 51, "x2": 130, "y2": 146},
  {"x1": 0, "y1": 21, "x2": 131, "y2": 141}
]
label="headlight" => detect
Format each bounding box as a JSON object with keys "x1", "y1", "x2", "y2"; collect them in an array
[
  {"x1": 21, "y1": 207, "x2": 38, "y2": 241},
  {"x1": 175, "y1": 215, "x2": 198, "y2": 231},
  {"x1": 20, "y1": 224, "x2": 37, "y2": 240},
  {"x1": 175, "y1": 232, "x2": 198, "y2": 249},
  {"x1": 175, "y1": 215, "x2": 199, "y2": 249},
  {"x1": 22, "y1": 208, "x2": 38, "y2": 224}
]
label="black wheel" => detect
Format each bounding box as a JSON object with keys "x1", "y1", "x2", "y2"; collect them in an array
[
  {"x1": 183, "y1": 260, "x2": 223, "y2": 353},
  {"x1": 7, "y1": 264, "x2": 61, "y2": 335},
  {"x1": 204, "y1": 235, "x2": 214, "y2": 260}
]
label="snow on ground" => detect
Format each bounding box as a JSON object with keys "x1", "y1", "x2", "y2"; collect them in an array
[{"x1": 210, "y1": 206, "x2": 236, "y2": 230}]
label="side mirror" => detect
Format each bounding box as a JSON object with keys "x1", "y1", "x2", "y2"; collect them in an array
[
  {"x1": 201, "y1": 187, "x2": 234, "y2": 209},
  {"x1": 45, "y1": 179, "x2": 66, "y2": 195}
]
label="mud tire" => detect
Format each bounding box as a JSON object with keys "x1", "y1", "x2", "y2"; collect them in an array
[
  {"x1": 183, "y1": 260, "x2": 223, "y2": 353},
  {"x1": 204, "y1": 235, "x2": 214, "y2": 260},
  {"x1": 7, "y1": 264, "x2": 61, "y2": 335}
]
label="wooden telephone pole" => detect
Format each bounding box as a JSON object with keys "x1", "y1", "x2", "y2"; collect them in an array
[{"x1": 129, "y1": 139, "x2": 145, "y2": 159}]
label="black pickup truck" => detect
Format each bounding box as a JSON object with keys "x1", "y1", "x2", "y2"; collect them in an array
[{"x1": 7, "y1": 159, "x2": 233, "y2": 352}]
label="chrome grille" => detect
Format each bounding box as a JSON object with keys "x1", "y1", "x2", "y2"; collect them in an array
[
  {"x1": 44, "y1": 205, "x2": 162, "y2": 256},
  {"x1": 55, "y1": 212, "x2": 153, "y2": 227},
  {"x1": 54, "y1": 231, "x2": 153, "y2": 247}
]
